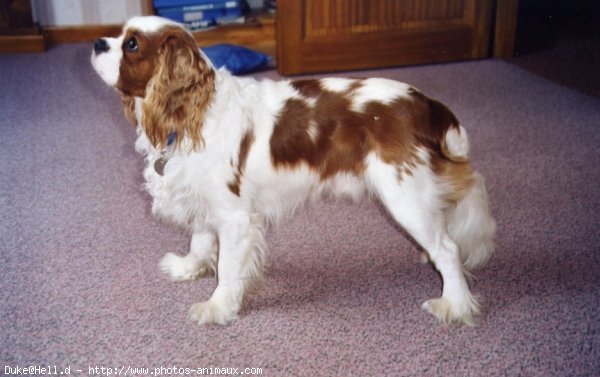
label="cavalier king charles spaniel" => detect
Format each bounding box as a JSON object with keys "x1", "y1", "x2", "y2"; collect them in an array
[{"x1": 91, "y1": 16, "x2": 495, "y2": 326}]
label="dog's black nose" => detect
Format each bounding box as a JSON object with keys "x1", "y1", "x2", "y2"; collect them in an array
[{"x1": 94, "y1": 38, "x2": 109, "y2": 54}]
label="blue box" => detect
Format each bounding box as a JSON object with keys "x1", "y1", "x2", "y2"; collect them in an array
[
  {"x1": 157, "y1": 6, "x2": 242, "y2": 24},
  {"x1": 153, "y1": 0, "x2": 241, "y2": 10}
]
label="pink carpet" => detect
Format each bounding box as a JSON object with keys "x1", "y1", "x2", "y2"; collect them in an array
[{"x1": 1, "y1": 44, "x2": 599, "y2": 376}]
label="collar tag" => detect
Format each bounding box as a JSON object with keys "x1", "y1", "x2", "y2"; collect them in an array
[
  {"x1": 154, "y1": 157, "x2": 167, "y2": 176},
  {"x1": 154, "y1": 132, "x2": 177, "y2": 176}
]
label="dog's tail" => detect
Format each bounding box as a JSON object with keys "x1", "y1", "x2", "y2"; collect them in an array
[
  {"x1": 446, "y1": 171, "x2": 496, "y2": 270},
  {"x1": 417, "y1": 95, "x2": 470, "y2": 163},
  {"x1": 441, "y1": 125, "x2": 470, "y2": 162},
  {"x1": 440, "y1": 127, "x2": 496, "y2": 270}
]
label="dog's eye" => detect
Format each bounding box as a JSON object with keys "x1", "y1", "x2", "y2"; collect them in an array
[{"x1": 125, "y1": 37, "x2": 138, "y2": 52}]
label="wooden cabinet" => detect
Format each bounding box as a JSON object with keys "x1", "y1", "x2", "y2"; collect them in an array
[
  {"x1": 0, "y1": 0, "x2": 45, "y2": 52},
  {"x1": 276, "y1": 0, "x2": 496, "y2": 75}
]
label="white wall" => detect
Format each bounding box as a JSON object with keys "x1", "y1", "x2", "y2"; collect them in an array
[
  {"x1": 31, "y1": 0, "x2": 147, "y2": 26},
  {"x1": 31, "y1": 0, "x2": 266, "y2": 27}
]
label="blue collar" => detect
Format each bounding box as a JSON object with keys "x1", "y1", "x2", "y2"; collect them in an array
[{"x1": 167, "y1": 132, "x2": 177, "y2": 147}]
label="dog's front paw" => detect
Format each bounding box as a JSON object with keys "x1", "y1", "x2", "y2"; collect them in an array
[
  {"x1": 422, "y1": 297, "x2": 480, "y2": 326},
  {"x1": 419, "y1": 251, "x2": 431, "y2": 265},
  {"x1": 159, "y1": 252, "x2": 214, "y2": 282},
  {"x1": 188, "y1": 300, "x2": 238, "y2": 325}
]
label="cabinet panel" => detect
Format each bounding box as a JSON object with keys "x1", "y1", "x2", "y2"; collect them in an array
[{"x1": 277, "y1": 0, "x2": 493, "y2": 75}]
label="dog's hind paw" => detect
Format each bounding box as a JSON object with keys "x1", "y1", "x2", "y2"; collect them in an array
[
  {"x1": 159, "y1": 252, "x2": 214, "y2": 282},
  {"x1": 422, "y1": 297, "x2": 480, "y2": 326},
  {"x1": 188, "y1": 300, "x2": 238, "y2": 325}
]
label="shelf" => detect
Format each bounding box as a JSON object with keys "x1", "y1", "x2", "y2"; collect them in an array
[
  {"x1": 145, "y1": 0, "x2": 276, "y2": 58},
  {"x1": 191, "y1": 12, "x2": 275, "y2": 57}
]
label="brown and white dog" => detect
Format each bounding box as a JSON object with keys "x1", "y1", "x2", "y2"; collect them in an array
[{"x1": 91, "y1": 16, "x2": 495, "y2": 326}]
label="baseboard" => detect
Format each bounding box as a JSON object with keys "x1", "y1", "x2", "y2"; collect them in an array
[
  {"x1": 0, "y1": 34, "x2": 46, "y2": 53},
  {"x1": 44, "y1": 25, "x2": 122, "y2": 44}
]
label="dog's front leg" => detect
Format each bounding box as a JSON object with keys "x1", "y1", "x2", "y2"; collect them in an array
[
  {"x1": 159, "y1": 231, "x2": 218, "y2": 281},
  {"x1": 188, "y1": 213, "x2": 265, "y2": 325}
]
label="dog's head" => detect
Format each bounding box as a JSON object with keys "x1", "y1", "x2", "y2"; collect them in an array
[{"x1": 91, "y1": 16, "x2": 215, "y2": 149}]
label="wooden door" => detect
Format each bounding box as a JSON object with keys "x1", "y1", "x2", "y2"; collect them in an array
[{"x1": 276, "y1": 0, "x2": 494, "y2": 75}]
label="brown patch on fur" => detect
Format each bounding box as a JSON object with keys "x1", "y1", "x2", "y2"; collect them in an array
[
  {"x1": 270, "y1": 92, "x2": 368, "y2": 179},
  {"x1": 408, "y1": 90, "x2": 460, "y2": 155},
  {"x1": 314, "y1": 91, "x2": 369, "y2": 178},
  {"x1": 431, "y1": 156, "x2": 475, "y2": 204},
  {"x1": 270, "y1": 81, "x2": 464, "y2": 182},
  {"x1": 117, "y1": 29, "x2": 163, "y2": 98},
  {"x1": 394, "y1": 146, "x2": 426, "y2": 180},
  {"x1": 348, "y1": 80, "x2": 365, "y2": 93},
  {"x1": 291, "y1": 80, "x2": 323, "y2": 97},
  {"x1": 115, "y1": 25, "x2": 215, "y2": 150},
  {"x1": 228, "y1": 131, "x2": 255, "y2": 196},
  {"x1": 270, "y1": 98, "x2": 314, "y2": 167},
  {"x1": 364, "y1": 90, "x2": 463, "y2": 178},
  {"x1": 291, "y1": 79, "x2": 363, "y2": 98},
  {"x1": 361, "y1": 100, "x2": 416, "y2": 165}
]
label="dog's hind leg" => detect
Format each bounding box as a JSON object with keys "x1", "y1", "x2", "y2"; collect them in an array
[
  {"x1": 159, "y1": 231, "x2": 218, "y2": 281},
  {"x1": 366, "y1": 154, "x2": 480, "y2": 325}
]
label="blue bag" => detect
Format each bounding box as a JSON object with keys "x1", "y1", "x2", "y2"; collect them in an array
[{"x1": 201, "y1": 44, "x2": 270, "y2": 75}]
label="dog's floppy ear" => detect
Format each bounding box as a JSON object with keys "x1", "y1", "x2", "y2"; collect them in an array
[
  {"x1": 142, "y1": 26, "x2": 215, "y2": 150},
  {"x1": 120, "y1": 94, "x2": 137, "y2": 127}
]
